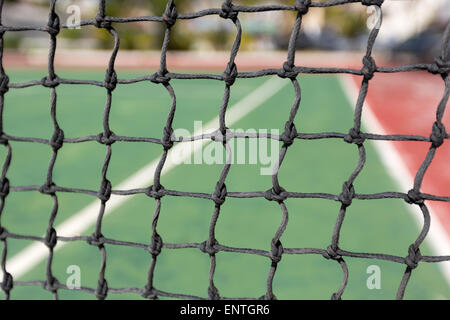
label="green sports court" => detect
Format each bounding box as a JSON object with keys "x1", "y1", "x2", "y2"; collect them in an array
[{"x1": 0, "y1": 69, "x2": 448, "y2": 300}]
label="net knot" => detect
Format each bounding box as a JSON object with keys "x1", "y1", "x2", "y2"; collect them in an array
[
  {"x1": 0, "y1": 75, "x2": 9, "y2": 95},
  {"x1": 161, "y1": 126, "x2": 174, "y2": 150},
  {"x1": 150, "y1": 70, "x2": 170, "y2": 85},
  {"x1": 339, "y1": 181, "x2": 354, "y2": 207},
  {"x1": 223, "y1": 62, "x2": 238, "y2": 86},
  {"x1": 0, "y1": 177, "x2": 9, "y2": 198},
  {"x1": 361, "y1": 0, "x2": 384, "y2": 6},
  {"x1": 264, "y1": 187, "x2": 287, "y2": 203},
  {"x1": 1, "y1": 272, "x2": 13, "y2": 294},
  {"x1": 278, "y1": 61, "x2": 297, "y2": 79},
  {"x1": 43, "y1": 276, "x2": 58, "y2": 293},
  {"x1": 97, "y1": 131, "x2": 116, "y2": 145},
  {"x1": 270, "y1": 239, "x2": 284, "y2": 263},
  {"x1": 331, "y1": 292, "x2": 341, "y2": 300},
  {"x1": 46, "y1": 13, "x2": 60, "y2": 36},
  {"x1": 405, "y1": 244, "x2": 421, "y2": 269},
  {"x1": 39, "y1": 182, "x2": 56, "y2": 195},
  {"x1": 95, "y1": 278, "x2": 108, "y2": 300},
  {"x1": 45, "y1": 227, "x2": 57, "y2": 249},
  {"x1": 163, "y1": 1, "x2": 178, "y2": 28},
  {"x1": 42, "y1": 75, "x2": 60, "y2": 88},
  {"x1": 322, "y1": 245, "x2": 342, "y2": 260},
  {"x1": 50, "y1": 128, "x2": 64, "y2": 151},
  {"x1": 87, "y1": 232, "x2": 105, "y2": 247},
  {"x1": 98, "y1": 179, "x2": 112, "y2": 202},
  {"x1": 104, "y1": 70, "x2": 118, "y2": 91},
  {"x1": 219, "y1": 2, "x2": 238, "y2": 21},
  {"x1": 405, "y1": 189, "x2": 423, "y2": 205},
  {"x1": 149, "y1": 232, "x2": 163, "y2": 256},
  {"x1": 361, "y1": 56, "x2": 377, "y2": 80},
  {"x1": 94, "y1": 14, "x2": 111, "y2": 29},
  {"x1": 430, "y1": 121, "x2": 446, "y2": 148},
  {"x1": 142, "y1": 286, "x2": 158, "y2": 299},
  {"x1": 211, "y1": 128, "x2": 232, "y2": 144},
  {"x1": 344, "y1": 128, "x2": 365, "y2": 145},
  {"x1": 428, "y1": 57, "x2": 449, "y2": 76},
  {"x1": 212, "y1": 182, "x2": 227, "y2": 206},
  {"x1": 146, "y1": 185, "x2": 165, "y2": 200},
  {"x1": 0, "y1": 226, "x2": 8, "y2": 241},
  {"x1": 200, "y1": 239, "x2": 219, "y2": 255},
  {"x1": 280, "y1": 121, "x2": 297, "y2": 147},
  {"x1": 208, "y1": 285, "x2": 220, "y2": 300},
  {"x1": 295, "y1": 0, "x2": 311, "y2": 14},
  {"x1": 0, "y1": 134, "x2": 7, "y2": 146},
  {"x1": 260, "y1": 292, "x2": 277, "y2": 300}
]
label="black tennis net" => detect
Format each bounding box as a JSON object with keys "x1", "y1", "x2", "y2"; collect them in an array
[{"x1": 0, "y1": 0, "x2": 449, "y2": 300}]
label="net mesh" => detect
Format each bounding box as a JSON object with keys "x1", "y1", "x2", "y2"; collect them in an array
[{"x1": 0, "y1": 0, "x2": 449, "y2": 300}]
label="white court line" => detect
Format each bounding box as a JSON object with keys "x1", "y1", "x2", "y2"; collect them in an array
[
  {"x1": 1, "y1": 76, "x2": 288, "y2": 280},
  {"x1": 340, "y1": 75, "x2": 450, "y2": 285}
]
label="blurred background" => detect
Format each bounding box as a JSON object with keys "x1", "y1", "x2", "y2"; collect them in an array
[{"x1": 2, "y1": 0, "x2": 450, "y2": 63}]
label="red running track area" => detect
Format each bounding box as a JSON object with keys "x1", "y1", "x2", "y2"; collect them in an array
[{"x1": 351, "y1": 72, "x2": 450, "y2": 236}]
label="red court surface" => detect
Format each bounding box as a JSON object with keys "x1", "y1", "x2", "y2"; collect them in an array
[{"x1": 351, "y1": 72, "x2": 450, "y2": 237}]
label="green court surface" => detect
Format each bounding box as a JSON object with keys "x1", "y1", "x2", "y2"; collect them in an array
[{"x1": 0, "y1": 70, "x2": 449, "y2": 300}]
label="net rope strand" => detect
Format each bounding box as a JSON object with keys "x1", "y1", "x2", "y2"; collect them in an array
[{"x1": 0, "y1": 0, "x2": 449, "y2": 300}]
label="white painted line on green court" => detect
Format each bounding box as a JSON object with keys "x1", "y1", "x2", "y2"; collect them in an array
[
  {"x1": 340, "y1": 75, "x2": 450, "y2": 285},
  {"x1": 1, "y1": 76, "x2": 288, "y2": 280}
]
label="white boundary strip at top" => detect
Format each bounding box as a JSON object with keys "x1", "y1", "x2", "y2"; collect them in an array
[
  {"x1": 0, "y1": 76, "x2": 288, "y2": 280},
  {"x1": 339, "y1": 75, "x2": 450, "y2": 285}
]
